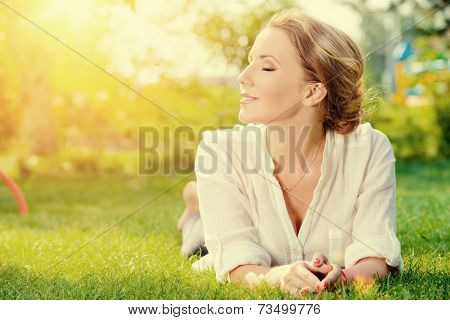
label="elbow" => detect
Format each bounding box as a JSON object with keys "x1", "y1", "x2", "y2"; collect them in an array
[
  {"x1": 228, "y1": 264, "x2": 244, "y2": 284},
  {"x1": 379, "y1": 261, "x2": 390, "y2": 278},
  {"x1": 354, "y1": 256, "x2": 390, "y2": 280},
  {"x1": 366, "y1": 257, "x2": 389, "y2": 277}
]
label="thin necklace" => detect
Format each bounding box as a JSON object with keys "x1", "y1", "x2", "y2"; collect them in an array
[{"x1": 267, "y1": 127, "x2": 326, "y2": 192}]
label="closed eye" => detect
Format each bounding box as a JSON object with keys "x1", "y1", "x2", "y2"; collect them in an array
[{"x1": 262, "y1": 68, "x2": 275, "y2": 72}]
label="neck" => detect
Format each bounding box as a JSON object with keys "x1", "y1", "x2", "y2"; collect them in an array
[{"x1": 266, "y1": 120, "x2": 326, "y2": 174}]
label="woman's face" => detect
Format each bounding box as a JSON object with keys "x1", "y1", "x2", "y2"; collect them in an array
[{"x1": 237, "y1": 27, "x2": 314, "y2": 124}]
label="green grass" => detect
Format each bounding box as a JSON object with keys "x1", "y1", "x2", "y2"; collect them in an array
[{"x1": 0, "y1": 161, "x2": 449, "y2": 299}]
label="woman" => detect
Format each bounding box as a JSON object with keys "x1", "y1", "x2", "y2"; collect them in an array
[{"x1": 178, "y1": 8, "x2": 403, "y2": 296}]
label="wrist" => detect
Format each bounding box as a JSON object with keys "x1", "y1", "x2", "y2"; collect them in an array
[
  {"x1": 263, "y1": 265, "x2": 285, "y2": 288},
  {"x1": 340, "y1": 266, "x2": 356, "y2": 284},
  {"x1": 340, "y1": 268, "x2": 348, "y2": 284}
]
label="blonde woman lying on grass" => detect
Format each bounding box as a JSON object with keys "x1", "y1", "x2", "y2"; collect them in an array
[{"x1": 177, "y1": 8, "x2": 403, "y2": 297}]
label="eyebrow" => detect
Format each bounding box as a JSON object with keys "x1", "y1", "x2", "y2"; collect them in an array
[{"x1": 248, "y1": 53, "x2": 280, "y2": 65}]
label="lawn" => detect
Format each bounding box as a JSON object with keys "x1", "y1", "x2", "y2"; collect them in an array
[{"x1": 0, "y1": 161, "x2": 448, "y2": 299}]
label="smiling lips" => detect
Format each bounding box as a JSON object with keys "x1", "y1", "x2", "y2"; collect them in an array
[{"x1": 240, "y1": 92, "x2": 258, "y2": 104}]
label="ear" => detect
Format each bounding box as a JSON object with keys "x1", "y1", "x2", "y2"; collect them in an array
[{"x1": 303, "y1": 83, "x2": 327, "y2": 108}]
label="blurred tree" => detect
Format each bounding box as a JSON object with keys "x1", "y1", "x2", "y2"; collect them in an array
[
  {"x1": 345, "y1": 0, "x2": 449, "y2": 160},
  {"x1": 340, "y1": 0, "x2": 387, "y2": 87},
  {"x1": 0, "y1": 73, "x2": 21, "y2": 151},
  {"x1": 400, "y1": 0, "x2": 448, "y2": 159},
  {"x1": 190, "y1": 0, "x2": 297, "y2": 71},
  {"x1": 4, "y1": 1, "x2": 59, "y2": 156},
  {"x1": 342, "y1": 0, "x2": 448, "y2": 87},
  {"x1": 1, "y1": 0, "x2": 117, "y2": 155}
]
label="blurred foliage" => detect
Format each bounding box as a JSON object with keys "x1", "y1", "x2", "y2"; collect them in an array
[
  {"x1": 340, "y1": 0, "x2": 387, "y2": 86},
  {"x1": 1, "y1": 76, "x2": 241, "y2": 177},
  {"x1": 410, "y1": 32, "x2": 449, "y2": 159},
  {"x1": 0, "y1": 0, "x2": 448, "y2": 178},
  {"x1": 343, "y1": 0, "x2": 448, "y2": 87},
  {"x1": 191, "y1": 0, "x2": 296, "y2": 70},
  {"x1": 371, "y1": 102, "x2": 441, "y2": 161},
  {"x1": 349, "y1": 0, "x2": 449, "y2": 161},
  {"x1": 0, "y1": 73, "x2": 22, "y2": 150}
]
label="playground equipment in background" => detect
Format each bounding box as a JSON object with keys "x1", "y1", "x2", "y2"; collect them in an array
[
  {"x1": 0, "y1": 170, "x2": 28, "y2": 216},
  {"x1": 390, "y1": 40, "x2": 449, "y2": 107}
]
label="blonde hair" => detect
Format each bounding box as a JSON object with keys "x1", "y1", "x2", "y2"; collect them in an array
[{"x1": 264, "y1": 8, "x2": 367, "y2": 135}]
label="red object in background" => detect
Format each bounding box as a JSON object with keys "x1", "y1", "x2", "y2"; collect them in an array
[{"x1": 0, "y1": 170, "x2": 28, "y2": 216}]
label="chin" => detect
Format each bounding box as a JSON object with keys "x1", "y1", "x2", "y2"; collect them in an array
[
  {"x1": 238, "y1": 109, "x2": 258, "y2": 124},
  {"x1": 238, "y1": 107, "x2": 273, "y2": 124}
]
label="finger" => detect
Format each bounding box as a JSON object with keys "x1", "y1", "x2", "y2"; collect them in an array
[
  {"x1": 312, "y1": 252, "x2": 328, "y2": 267},
  {"x1": 304, "y1": 260, "x2": 333, "y2": 274},
  {"x1": 285, "y1": 280, "x2": 311, "y2": 297},
  {"x1": 279, "y1": 276, "x2": 292, "y2": 290},
  {"x1": 284, "y1": 284, "x2": 298, "y2": 297},
  {"x1": 293, "y1": 264, "x2": 322, "y2": 289},
  {"x1": 285, "y1": 278, "x2": 304, "y2": 294},
  {"x1": 283, "y1": 277, "x2": 303, "y2": 295},
  {"x1": 299, "y1": 286, "x2": 312, "y2": 296},
  {"x1": 320, "y1": 265, "x2": 342, "y2": 290}
]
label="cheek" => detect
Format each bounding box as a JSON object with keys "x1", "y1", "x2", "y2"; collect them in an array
[{"x1": 258, "y1": 73, "x2": 301, "y2": 108}]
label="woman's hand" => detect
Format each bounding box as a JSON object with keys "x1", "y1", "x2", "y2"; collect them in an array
[
  {"x1": 263, "y1": 259, "x2": 333, "y2": 297},
  {"x1": 311, "y1": 252, "x2": 347, "y2": 291}
]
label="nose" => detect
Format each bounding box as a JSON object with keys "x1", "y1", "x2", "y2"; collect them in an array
[{"x1": 237, "y1": 65, "x2": 252, "y2": 87}]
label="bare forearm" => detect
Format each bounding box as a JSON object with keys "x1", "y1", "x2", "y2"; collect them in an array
[
  {"x1": 229, "y1": 264, "x2": 273, "y2": 288},
  {"x1": 229, "y1": 257, "x2": 391, "y2": 289},
  {"x1": 343, "y1": 257, "x2": 390, "y2": 284}
]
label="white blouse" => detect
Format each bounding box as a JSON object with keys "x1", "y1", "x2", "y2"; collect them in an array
[{"x1": 192, "y1": 122, "x2": 404, "y2": 284}]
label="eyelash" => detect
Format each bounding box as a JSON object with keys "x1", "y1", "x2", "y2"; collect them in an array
[{"x1": 246, "y1": 60, "x2": 276, "y2": 72}]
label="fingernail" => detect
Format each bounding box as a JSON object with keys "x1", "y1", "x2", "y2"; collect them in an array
[
  {"x1": 315, "y1": 284, "x2": 321, "y2": 291},
  {"x1": 314, "y1": 258, "x2": 321, "y2": 265},
  {"x1": 324, "y1": 282, "x2": 329, "y2": 289}
]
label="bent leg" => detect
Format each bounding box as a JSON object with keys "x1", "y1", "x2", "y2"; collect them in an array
[
  {"x1": 178, "y1": 181, "x2": 207, "y2": 257},
  {"x1": 180, "y1": 213, "x2": 207, "y2": 258},
  {"x1": 177, "y1": 181, "x2": 200, "y2": 231}
]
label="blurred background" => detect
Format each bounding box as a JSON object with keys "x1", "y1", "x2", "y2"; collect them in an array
[
  {"x1": 0, "y1": 0, "x2": 448, "y2": 301},
  {"x1": 0, "y1": 0, "x2": 448, "y2": 179}
]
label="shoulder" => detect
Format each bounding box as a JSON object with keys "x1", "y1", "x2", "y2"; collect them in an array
[
  {"x1": 337, "y1": 122, "x2": 395, "y2": 160},
  {"x1": 195, "y1": 123, "x2": 262, "y2": 174},
  {"x1": 196, "y1": 123, "x2": 261, "y2": 159}
]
